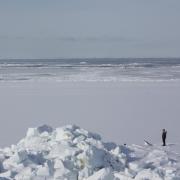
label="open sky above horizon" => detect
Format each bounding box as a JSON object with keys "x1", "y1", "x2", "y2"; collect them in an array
[{"x1": 0, "y1": 0, "x2": 180, "y2": 58}]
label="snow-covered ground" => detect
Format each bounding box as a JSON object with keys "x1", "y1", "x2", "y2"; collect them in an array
[
  {"x1": 0, "y1": 80, "x2": 180, "y2": 179},
  {"x1": 0, "y1": 124, "x2": 180, "y2": 180},
  {"x1": 0, "y1": 81, "x2": 180, "y2": 147}
]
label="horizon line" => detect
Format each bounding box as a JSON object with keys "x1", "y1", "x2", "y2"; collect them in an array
[{"x1": 0, "y1": 57, "x2": 180, "y2": 60}]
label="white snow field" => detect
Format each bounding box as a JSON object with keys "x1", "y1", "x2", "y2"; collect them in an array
[{"x1": 0, "y1": 125, "x2": 180, "y2": 180}]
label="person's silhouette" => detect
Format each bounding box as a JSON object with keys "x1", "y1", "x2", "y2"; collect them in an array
[{"x1": 162, "y1": 129, "x2": 167, "y2": 146}]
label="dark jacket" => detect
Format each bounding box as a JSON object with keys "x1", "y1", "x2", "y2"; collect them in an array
[{"x1": 162, "y1": 131, "x2": 167, "y2": 139}]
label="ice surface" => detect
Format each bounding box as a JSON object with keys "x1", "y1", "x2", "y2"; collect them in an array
[
  {"x1": 0, "y1": 125, "x2": 180, "y2": 179},
  {"x1": 1, "y1": 58, "x2": 180, "y2": 82}
]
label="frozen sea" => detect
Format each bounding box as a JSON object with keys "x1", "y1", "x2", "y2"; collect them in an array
[
  {"x1": 1, "y1": 58, "x2": 180, "y2": 82},
  {"x1": 0, "y1": 58, "x2": 180, "y2": 148}
]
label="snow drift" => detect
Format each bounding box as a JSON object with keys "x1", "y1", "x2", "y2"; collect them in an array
[{"x1": 0, "y1": 124, "x2": 180, "y2": 180}]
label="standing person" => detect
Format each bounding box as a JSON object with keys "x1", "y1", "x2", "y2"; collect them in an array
[{"x1": 162, "y1": 129, "x2": 167, "y2": 146}]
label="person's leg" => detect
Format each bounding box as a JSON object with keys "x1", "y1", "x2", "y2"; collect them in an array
[
  {"x1": 162, "y1": 137, "x2": 164, "y2": 146},
  {"x1": 163, "y1": 137, "x2": 166, "y2": 146}
]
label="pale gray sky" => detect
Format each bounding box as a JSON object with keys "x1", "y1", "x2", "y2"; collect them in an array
[{"x1": 0, "y1": 0, "x2": 180, "y2": 58}]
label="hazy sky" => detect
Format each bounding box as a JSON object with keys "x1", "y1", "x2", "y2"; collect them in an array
[{"x1": 0, "y1": 0, "x2": 180, "y2": 58}]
